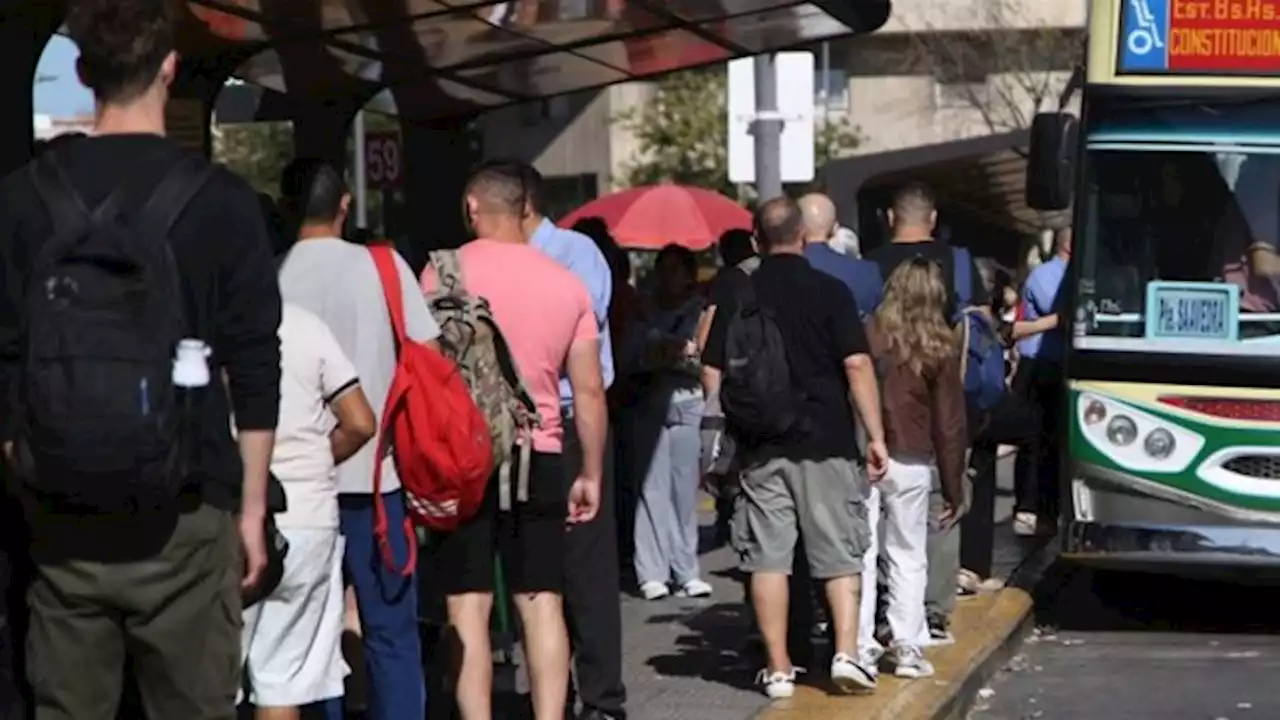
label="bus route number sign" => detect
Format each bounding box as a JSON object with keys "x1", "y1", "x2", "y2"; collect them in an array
[
  {"x1": 1120, "y1": 0, "x2": 1280, "y2": 75},
  {"x1": 366, "y1": 133, "x2": 402, "y2": 189},
  {"x1": 1144, "y1": 282, "x2": 1240, "y2": 341}
]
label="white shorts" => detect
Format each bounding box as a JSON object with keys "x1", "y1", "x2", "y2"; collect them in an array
[{"x1": 240, "y1": 528, "x2": 349, "y2": 707}]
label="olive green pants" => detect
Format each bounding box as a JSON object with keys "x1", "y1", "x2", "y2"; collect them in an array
[{"x1": 26, "y1": 504, "x2": 241, "y2": 720}]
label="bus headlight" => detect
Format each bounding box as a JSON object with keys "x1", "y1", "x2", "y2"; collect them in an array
[
  {"x1": 1106, "y1": 415, "x2": 1138, "y2": 446},
  {"x1": 1143, "y1": 428, "x2": 1176, "y2": 459},
  {"x1": 1083, "y1": 399, "x2": 1107, "y2": 426}
]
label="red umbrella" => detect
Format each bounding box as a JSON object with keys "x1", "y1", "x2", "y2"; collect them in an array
[{"x1": 558, "y1": 184, "x2": 751, "y2": 251}]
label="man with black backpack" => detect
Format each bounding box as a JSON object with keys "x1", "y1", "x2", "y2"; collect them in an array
[
  {"x1": 703, "y1": 196, "x2": 888, "y2": 700},
  {"x1": 0, "y1": 1, "x2": 281, "y2": 716}
]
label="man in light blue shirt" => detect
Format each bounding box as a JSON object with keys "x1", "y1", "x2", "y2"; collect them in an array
[
  {"x1": 1016, "y1": 228, "x2": 1070, "y2": 364},
  {"x1": 518, "y1": 163, "x2": 626, "y2": 720}
]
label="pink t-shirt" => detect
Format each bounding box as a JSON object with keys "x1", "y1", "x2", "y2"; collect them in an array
[{"x1": 421, "y1": 239, "x2": 597, "y2": 452}]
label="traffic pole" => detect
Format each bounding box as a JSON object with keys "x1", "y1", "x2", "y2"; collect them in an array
[
  {"x1": 752, "y1": 53, "x2": 784, "y2": 201},
  {"x1": 352, "y1": 109, "x2": 368, "y2": 229}
]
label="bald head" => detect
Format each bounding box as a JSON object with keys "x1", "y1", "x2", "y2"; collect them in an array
[
  {"x1": 798, "y1": 193, "x2": 837, "y2": 243},
  {"x1": 753, "y1": 196, "x2": 804, "y2": 253}
]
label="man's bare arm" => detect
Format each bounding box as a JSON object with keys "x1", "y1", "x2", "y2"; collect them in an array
[
  {"x1": 567, "y1": 339, "x2": 607, "y2": 483},
  {"x1": 695, "y1": 306, "x2": 717, "y2": 354},
  {"x1": 843, "y1": 353, "x2": 884, "y2": 444},
  {"x1": 330, "y1": 386, "x2": 376, "y2": 465},
  {"x1": 701, "y1": 365, "x2": 722, "y2": 400},
  {"x1": 238, "y1": 429, "x2": 274, "y2": 521},
  {"x1": 1012, "y1": 313, "x2": 1058, "y2": 341}
]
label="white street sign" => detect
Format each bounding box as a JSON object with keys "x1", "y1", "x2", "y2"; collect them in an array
[{"x1": 727, "y1": 51, "x2": 816, "y2": 184}]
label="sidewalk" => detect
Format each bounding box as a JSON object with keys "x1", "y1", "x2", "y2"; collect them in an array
[{"x1": 617, "y1": 454, "x2": 1033, "y2": 720}]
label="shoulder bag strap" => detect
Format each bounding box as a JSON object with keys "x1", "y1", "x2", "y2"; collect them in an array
[
  {"x1": 368, "y1": 244, "x2": 407, "y2": 348},
  {"x1": 133, "y1": 154, "x2": 215, "y2": 240},
  {"x1": 429, "y1": 249, "x2": 467, "y2": 296}
]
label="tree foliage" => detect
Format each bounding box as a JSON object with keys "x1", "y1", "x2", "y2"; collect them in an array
[
  {"x1": 906, "y1": 1, "x2": 1084, "y2": 137},
  {"x1": 212, "y1": 120, "x2": 295, "y2": 197},
  {"x1": 618, "y1": 66, "x2": 862, "y2": 198}
]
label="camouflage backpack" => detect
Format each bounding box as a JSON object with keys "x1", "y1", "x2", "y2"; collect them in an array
[{"x1": 424, "y1": 250, "x2": 542, "y2": 510}]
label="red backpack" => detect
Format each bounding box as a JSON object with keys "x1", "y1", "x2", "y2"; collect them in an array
[{"x1": 368, "y1": 245, "x2": 494, "y2": 575}]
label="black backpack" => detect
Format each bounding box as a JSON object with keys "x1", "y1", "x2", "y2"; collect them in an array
[
  {"x1": 719, "y1": 259, "x2": 800, "y2": 443},
  {"x1": 14, "y1": 152, "x2": 212, "y2": 511}
]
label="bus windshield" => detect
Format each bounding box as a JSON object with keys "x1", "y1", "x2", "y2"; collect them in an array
[{"x1": 1077, "y1": 96, "x2": 1280, "y2": 357}]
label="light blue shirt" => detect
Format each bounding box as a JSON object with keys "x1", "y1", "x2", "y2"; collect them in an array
[
  {"x1": 1017, "y1": 256, "x2": 1067, "y2": 361},
  {"x1": 530, "y1": 218, "x2": 615, "y2": 405}
]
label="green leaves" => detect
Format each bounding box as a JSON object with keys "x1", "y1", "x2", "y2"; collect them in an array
[{"x1": 617, "y1": 66, "x2": 862, "y2": 199}]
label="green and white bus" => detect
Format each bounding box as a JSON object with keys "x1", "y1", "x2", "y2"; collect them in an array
[{"x1": 1028, "y1": 0, "x2": 1280, "y2": 570}]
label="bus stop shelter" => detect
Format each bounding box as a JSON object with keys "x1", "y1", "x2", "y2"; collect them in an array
[{"x1": 2, "y1": 0, "x2": 890, "y2": 256}]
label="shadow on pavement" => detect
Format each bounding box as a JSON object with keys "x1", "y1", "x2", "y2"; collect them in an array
[
  {"x1": 644, "y1": 602, "x2": 760, "y2": 692},
  {"x1": 1036, "y1": 560, "x2": 1280, "y2": 634}
]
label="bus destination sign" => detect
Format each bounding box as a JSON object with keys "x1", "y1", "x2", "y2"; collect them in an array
[{"x1": 1120, "y1": 0, "x2": 1280, "y2": 74}]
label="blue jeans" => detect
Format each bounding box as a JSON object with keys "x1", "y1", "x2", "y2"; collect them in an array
[{"x1": 323, "y1": 491, "x2": 425, "y2": 720}]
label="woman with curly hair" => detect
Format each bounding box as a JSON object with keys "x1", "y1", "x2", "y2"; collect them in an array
[{"x1": 857, "y1": 257, "x2": 967, "y2": 683}]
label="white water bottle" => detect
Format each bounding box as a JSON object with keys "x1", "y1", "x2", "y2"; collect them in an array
[{"x1": 173, "y1": 339, "x2": 211, "y2": 388}]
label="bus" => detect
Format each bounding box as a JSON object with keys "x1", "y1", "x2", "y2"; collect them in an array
[{"x1": 1028, "y1": 0, "x2": 1280, "y2": 571}]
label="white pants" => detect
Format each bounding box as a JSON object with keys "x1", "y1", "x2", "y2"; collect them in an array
[
  {"x1": 858, "y1": 458, "x2": 934, "y2": 654},
  {"x1": 240, "y1": 528, "x2": 349, "y2": 707}
]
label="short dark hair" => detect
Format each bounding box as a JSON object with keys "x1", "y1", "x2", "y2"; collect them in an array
[
  {"x1": 65, "y1": 0, "x2": 177, "y2": 103},
  {"x1": 891, "y1": 182, "x2": 936, "y2": 225},
  {"x1": 465, "y1": 160, "x2": 528, "y2": 217},
  {"x1": 655, "y1": 244, "x2": 697, "y2": 280},
  {"x1": 753, "y1": 196, "x2": 804, "y2": 252},
  {"x1": 717, "y1": 229, "x2": 755, "y2": 266},
  {"x1": 279, "y1": 158, "x2": 348, "y2": 225}
]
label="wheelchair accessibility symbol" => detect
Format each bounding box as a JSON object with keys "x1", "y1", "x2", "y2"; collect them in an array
[{"x1": 1127, "y1": 0, "x2": 1166, "y2": 56}]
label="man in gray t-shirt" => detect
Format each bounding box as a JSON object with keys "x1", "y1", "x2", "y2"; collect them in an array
[{"x1": 277, "y1": 160, "x2": 440, "y2": 719}]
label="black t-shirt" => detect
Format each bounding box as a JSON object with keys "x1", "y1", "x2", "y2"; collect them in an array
[
  {"x1": 0, "y1": 135, "x2": 282, "y2": 518},
  {"x1": 867, "y1": 240, "x2": 988, "y2": 318},
  {"x1": 704, "y1": 254, "x2": 871, "y2": 463}
]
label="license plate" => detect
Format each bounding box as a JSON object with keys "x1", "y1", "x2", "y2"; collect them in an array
[{"x1": 1149, "y1": 284, "x2": 1235, "y2": 340}]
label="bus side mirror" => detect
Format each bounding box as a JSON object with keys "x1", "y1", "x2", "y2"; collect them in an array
[{"x1": 1027, "y1": 112, "x2": 1079, "y2": 211}]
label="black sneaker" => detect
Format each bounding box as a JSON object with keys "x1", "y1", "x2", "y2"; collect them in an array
[{"x1": 926, "y1": 614, "x2": 955, "y2": 647}]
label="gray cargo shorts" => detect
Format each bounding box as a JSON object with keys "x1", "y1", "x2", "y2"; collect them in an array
[{"x1": 733, "y1": 456, "x2": 870, "y2": 579}]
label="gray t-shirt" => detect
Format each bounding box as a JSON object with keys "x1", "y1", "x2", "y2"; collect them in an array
[{"x1": 279, "y1": 238, "x2": 441, "y2": 495}]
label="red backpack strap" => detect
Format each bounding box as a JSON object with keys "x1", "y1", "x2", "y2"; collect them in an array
[
  {"x1": 368, "y1": 244, "x2": 418, "y2": 578},
  {"x1": 368, "y1": 244, "x2": 407, "y2": 346},
  {"x1": 372, "y1": 386, "x2": 417, "y2": 579}
]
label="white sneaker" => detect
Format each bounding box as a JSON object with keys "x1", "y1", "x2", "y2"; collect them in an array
[
  {"x1": 830, "y1": 652, "x2": 877, "y2": 694},
  {"x1": 755, "y1": 667, "x2": 803, "y2": 699},
  {"x1": 892, "y1": 646, "x2": 936, "y2": 679},
  {"x1": 677, "y1": 578, "x2": 713, "y2": 598},
  {"x1": 639, "y1": 581, "x2": 670, "y2": 600},
  {"x1": 1013, "y1": 511, "x2": 1038, "y2": 536}
]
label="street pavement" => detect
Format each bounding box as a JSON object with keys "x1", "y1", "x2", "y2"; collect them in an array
[{"x1": 972, "y1": 566, "x2": 1280, "y2": 719}]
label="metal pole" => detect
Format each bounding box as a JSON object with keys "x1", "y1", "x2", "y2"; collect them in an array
[
  {"x1": 352, "y1": 109, "x2": 368, "y2": 229},
  {"x1": 753, "y1": 53, "x2": 783, "y2": 200}
]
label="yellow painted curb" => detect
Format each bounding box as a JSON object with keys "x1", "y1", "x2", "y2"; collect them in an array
[{"x1": 756, "y1": 586, "x2": 1034, "y2": 719}]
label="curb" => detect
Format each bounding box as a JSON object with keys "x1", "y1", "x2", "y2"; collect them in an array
[
  {"x1": 914, "y1": 535, "x2": 1059, "y2": 720},
  {"x1": 752, "y1": 535, "x2": 1058, "y2": 720}
]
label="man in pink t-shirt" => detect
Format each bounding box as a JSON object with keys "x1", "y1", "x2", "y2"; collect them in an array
[{"x1": 421, "y1": 162, "x2": 608, "y2": 720}]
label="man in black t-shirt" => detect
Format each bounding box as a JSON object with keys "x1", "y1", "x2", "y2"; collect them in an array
[
  {"x1": 867, "y1": 182, "x2": 988, "y2": 317},
  {"x1": 0, "y1": 1, "x2": 281, "y2": 716},
  {"x1": 703, "y1": 197, "x2": 888, "y2": 698}
]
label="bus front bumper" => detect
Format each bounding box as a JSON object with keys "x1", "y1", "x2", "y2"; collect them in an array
[{"x1": 1063, "y1": 463, "x2": 1280, "y2": 574}]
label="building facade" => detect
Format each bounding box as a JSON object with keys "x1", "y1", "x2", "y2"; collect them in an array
[{"x1": 475, "y1": 0, "x2": 1086, "y2": 244}]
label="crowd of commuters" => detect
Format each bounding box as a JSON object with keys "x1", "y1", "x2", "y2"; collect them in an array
[{"x1": 0, "y1": 2, "x2": 1070, "y2": 718}]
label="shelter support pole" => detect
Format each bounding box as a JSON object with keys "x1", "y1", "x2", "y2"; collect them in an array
[
  {"x1": 0, "y1": 1, "x2": 61, "y2": 177},
  {"x1": 292, "y1": 102, "x2": 358, "y2": 174},
  {"x1": 752, "y1": 53, "x2": 783, "y2": 201}
]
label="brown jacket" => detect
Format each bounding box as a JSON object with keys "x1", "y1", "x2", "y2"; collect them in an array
[{"x1": 865, "y1": 320, "x2": 968, "y2": 504}]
